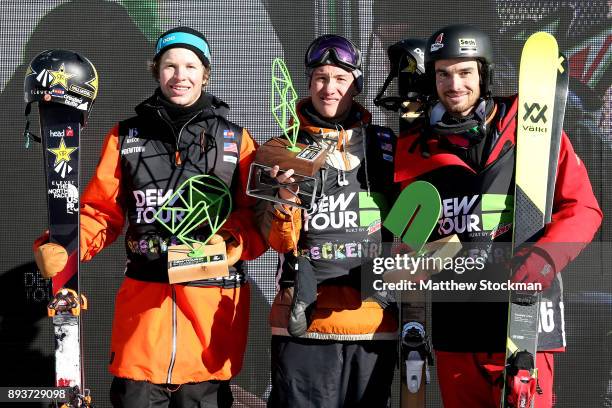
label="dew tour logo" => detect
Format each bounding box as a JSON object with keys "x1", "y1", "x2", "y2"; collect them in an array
[
  {"x1": 522, "y1": 102, "x2": 548, "y2": 133},
  {"x1": 134, "y1": 188, "x2": 185, "y2": 224},
  {"x1": 438, "y1": 195, "x2": 480, "y2": 235},
  {"x1": 438, "y1": 194, "x2": 512, "y2": 238},
  {"x1": 24, "y1": 270, "x2": 51, "y2": 304},
  {"x1": 304, "y1": 192, "x2": 384, "y2": 234},
  {"x1": 305, "y1": 192, "x2": 356, "y2": 231}
]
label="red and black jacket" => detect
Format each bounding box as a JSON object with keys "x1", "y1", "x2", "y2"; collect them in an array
[{"x1": 394, "y1": 95, "x2": 602, "y2": 352}]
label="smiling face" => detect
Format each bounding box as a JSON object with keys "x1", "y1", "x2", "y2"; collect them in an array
[
  {"x1": 158, "y1": 48, "x2": 206, "y2": 106},
  {"x1": 309, "y1": 64, "x2": 356, "y2": 120},
  {"x1": 434, "y1": 58, "x2": 481, "y2": 117}
]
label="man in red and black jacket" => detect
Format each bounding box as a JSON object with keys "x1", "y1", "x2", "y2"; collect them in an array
[{"x1": 394, "y1": 24, "x2": 602, "y2": 408}]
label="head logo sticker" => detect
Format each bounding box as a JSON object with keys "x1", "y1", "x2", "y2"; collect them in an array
[{"x1": 431, "y1": 33, "x2": 445, "y2": 52}]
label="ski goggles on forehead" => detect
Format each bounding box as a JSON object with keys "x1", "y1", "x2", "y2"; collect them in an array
[{"x1": 305, "y1": 35, "x2": 361, "y2": 71}]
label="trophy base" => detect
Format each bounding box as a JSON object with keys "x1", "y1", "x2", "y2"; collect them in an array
[
  {"x1": 167, "y1": 241, "x2": 228, "y2": 284},
  {"x1": 247, "y1": 163, "x2": 319, "y2": 211},
  {"x1": 246, "y1": 137, "x2": 328, "y2": 210},
  {"x1": 253, "y1": 137, "x2": 327, "y2": 177}
]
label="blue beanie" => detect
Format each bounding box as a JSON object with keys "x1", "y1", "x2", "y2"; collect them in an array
[{"x1": 155, "y1": 26, "x2": 211, "y2": 67}]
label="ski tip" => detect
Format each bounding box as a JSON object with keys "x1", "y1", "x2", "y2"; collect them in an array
[{"x1": 528, "y1": 31, "x2": 556, "y2": 42}]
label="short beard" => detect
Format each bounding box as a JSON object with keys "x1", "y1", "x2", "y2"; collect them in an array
[{"x1": 443, "y1": 100, "x2": 475, "y2": 117}]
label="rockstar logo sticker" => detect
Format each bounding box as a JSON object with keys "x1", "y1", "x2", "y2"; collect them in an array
[
  {"x1": 48, "y1": 138, "x2": 78, "y2": 179},
  {"x1": 86, "y1": 65, "x2": 99, "y2": 99},
  {"x1": 48, "y1": 63, "x2": 75, "y2": 89},
  {"x1": 48, "y1": 137, "x2": 77, "y2": 165}
]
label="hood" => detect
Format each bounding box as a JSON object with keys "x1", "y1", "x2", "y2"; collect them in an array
[{"x1": 296, "y1": 97, "x2": 371, "y2": 135}]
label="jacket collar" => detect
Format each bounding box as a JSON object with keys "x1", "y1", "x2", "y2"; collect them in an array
[
  {"x1": 135, "y1": 89, "x2": 231, "y2": 122},
  {"x1": 296, "y1": 98, "x2": 371, "y2": 137},
  {"x1": 395, "y1": 96, "x2": 518, "y2": 184}
]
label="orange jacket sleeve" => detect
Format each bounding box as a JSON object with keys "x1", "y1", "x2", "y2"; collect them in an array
[
  {"x1": 256, "y1": 200, "x2": 302, "y2": 254},
  {"x1": 80, "y1": 124, "x2": 125, "y2": 261},
  {"x1": 221, "y1": 128, "x2": 269, "y2": 260},
  {"x1": 252, "y1": 154, "x2": 303, "y2": 254}
]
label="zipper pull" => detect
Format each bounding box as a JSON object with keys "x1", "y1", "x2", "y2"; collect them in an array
[
  {"x1": 337, "y1": 170, "x2": 349, "y2": 186},
  {"x1": 175, "y1": 151, "x2": 182, "y2": 166}
]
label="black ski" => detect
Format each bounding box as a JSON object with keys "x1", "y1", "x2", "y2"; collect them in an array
[
  {"x1": 384, "y1": 180, "x2": 440, "y2": 408},
  {"x1": 39, "y1": 103, "x2": 90, "y2": 407},
  {"x1": 376, "y1": 38, "x2": 432, "y2": 408}
]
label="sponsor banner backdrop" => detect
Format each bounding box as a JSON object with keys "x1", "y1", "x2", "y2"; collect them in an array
[{"x1": 0, "y1": 1, "x2": 609, "y2": 407}]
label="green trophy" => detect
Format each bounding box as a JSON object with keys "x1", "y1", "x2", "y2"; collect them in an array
[
  {"x1": 154, "y1": 175, "x2": 232, "y2": 283},
  {"x1": 246, "y1": 58, "x2": 327, "y2": 210}
]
